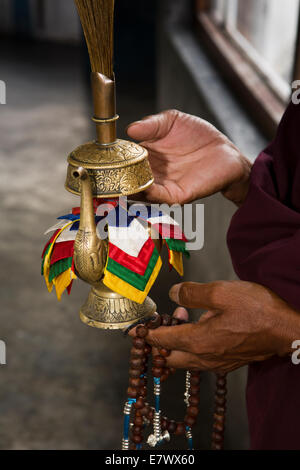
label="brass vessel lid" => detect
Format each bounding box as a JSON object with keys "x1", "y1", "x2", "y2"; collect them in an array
[
  {"x1": 68, "y1": 139, "x2": 148, "y2": 169},
  {"x1": 65, "y1": 139, "x2": 154, "y2": 198}
]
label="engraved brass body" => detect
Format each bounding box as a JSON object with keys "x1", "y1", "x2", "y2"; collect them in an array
[
  {"x1": 72, "y1": 168, "x2": 157, "y2": 330},
  {"x1": 66, "y1": 139, "x2": 154, "y2": 198},
  {"x1": 80, "y1": 281, "x2": 156, "y2": 330}
]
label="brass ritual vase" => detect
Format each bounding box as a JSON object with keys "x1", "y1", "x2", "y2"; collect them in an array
[{"x1": 64, "y1": 0, "x2": 156, "y2": 330}]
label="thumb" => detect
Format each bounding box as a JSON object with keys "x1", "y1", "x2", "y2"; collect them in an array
[
  {"x1": 169, "y1": 281, "x2": 225, "y2": 309},
  {"x1": 127, "y1": 110, "x2": 178, "y2": 142}
]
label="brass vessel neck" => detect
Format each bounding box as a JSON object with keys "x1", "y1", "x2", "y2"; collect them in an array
[
  {"x1": 74, "y1": 167, "x2": 96, "y2": 232},
  {"x1": 91, "y1": 72, "x2": 118, "y2": 145}
]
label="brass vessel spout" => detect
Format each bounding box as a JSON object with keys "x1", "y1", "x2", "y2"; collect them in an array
[{"x1": 73, "y1": 167, "x2": 106, "y2": 284}]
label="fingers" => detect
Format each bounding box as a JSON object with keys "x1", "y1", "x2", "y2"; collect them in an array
[
  {"x1": 128, "y1": 307, "x2": 188, "y2": 341},
  {"x1": 143, "y1": 183, "x2": 173, "y2": 204},
  {"x1": 165, "y1": 350, "x2": 201, "y2": 370},
  {"x1": 169, "y1": 281, "x2": 226, "y2": 309},
  {"x1": 127, "y1": 110, "x2": 178, "y2": 142},
  {"x1": 146, "y1": 323, "x2": 195, "y2": 351},
  {"x1": 173, "y1": 307, "x2": 189, "y2": 322},
  {"x1": 199, "y1": 310, "x2": 220, "y2": 322},
  {"x1": 166, "y1": 350, "x2": 243, "y2": 372}
]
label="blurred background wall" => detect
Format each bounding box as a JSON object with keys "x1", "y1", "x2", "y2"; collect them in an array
[{"x1": 0, "y1": 0, "x2": 293, "y2": 450}]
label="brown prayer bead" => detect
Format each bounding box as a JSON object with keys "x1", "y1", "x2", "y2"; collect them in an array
[
  {"x1": 144, "y1": 345, "x2": 152, "y2": 356},
  {"x1": 147, "y1": 408, "x2": 154, "y2": 421},
  {"x1": 140, "y1": 406, "x2": 149, "y2": 416},
  {"x1": 213, "y1": 423, "x2": 224, "y2": 433},
  {"x1": 133, "y1": 416, "x2": 143, "y2": 426},
  {"x1": 152, "y1": 367, "x2": 163, "y2": 378},
  {"x1": 139, "y1": 386, "x2": 147, "y2": 398},
  {"x1": 129, "y1": 368, "x2": 141, "y2": 378},
  {"x1": 159, "y1": 348, "x2": 171, "y2": 357},
  {"x1": 190, "y1": 385, "x2": 200, "y2": 395},
  {"x1": 175, "y1": 422, "x2": 185, "y2": 435},
  {"x1": 184, "y1": 415, "x2": 196, "y2": 427},
  {"x1": 212, "y1": 432, "x2": 223, "y2": 443},
  {"x1": 132, "y1": 434, "x2": 143, "y2": 444},
  {"x1": 129, "y1": 378, "x2": 141, "y2": 388},
  {"x1": 130, "y1": 358, "x2": 143, "y2": 368},
  {"x1": 189, "y1": 395, "x2": 200, "y2": 406},
  {"x1": 134, "y1": 397, "x2": 145, "y2": 409},
  {"x1": 191, "y1": 370, "x2": 201, "y2": 378},
  {"x1": 212, "y1": 443, "x2": 223, "y2": 451},
  {"x1": 187, "y1": 406, "x2": 199, "y2": 417},
  {"x1": 216, "y1": 406, "x2": 226, "y2": 415},
  {"x1": 132, "y1": 425, "x2": 143, "y2": 435},
  {"x1": 217, "y1": 372, "x2": 227, "y2": 379},
  {"x1": 190, "y1": 376, "x2": 201, "y2": 386},
  {"x1": 169, "y1": 368, "x2": 176, "y2": 375},
  {"x1": 133, "y1": 337, "x2": 146, "y2": 349},
  {"x1": 167, "y1": 420, "x2": 177, "y2": 434},
  {"x1": 161, "y1": 314, "x2": 172, "y2": 326},
  {"x1": 147, "y1": 313, "x2": 162, "y2": 329},
  {"x1": 216, "y1": 378, "x2": 226, "y2": 388},
  {"x1": 136, "y1": 325, "x2": 148, "y2": 338},
  {"x1": 153, "y1": 356, "x2": 166, "y2": 367},
  {"x1": 214, "y1": 413, "x2": 225, "y2": 423},
  {"x1": 215, "y1": 396, "x2": 226, "y2": 406},
  {"x1": 127, "y1": 387, "x2": 138, "y2": 398},
  {"x1": 131, "y1": 347, "x2": 145, "y2": 358}
]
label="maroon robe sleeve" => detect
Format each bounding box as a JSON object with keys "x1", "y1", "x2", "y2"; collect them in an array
[{"x1": 227, "y1": 102, "x2": 300, "y2": 449}]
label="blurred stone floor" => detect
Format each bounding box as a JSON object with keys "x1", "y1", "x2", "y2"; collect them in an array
[{"x1": 0, "y1": 38, "x2": 248, "y2": 450}]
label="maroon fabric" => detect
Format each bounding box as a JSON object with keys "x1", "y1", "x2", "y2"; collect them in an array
[{"x1": 227, "y1": 102, "x2": 300, "y2": 450}]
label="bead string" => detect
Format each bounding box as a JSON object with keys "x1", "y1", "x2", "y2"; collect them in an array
[
  {"x1": 211, "y1": 373, "x2": 227, "y2": 450},
  {"x1": 122, "y1": 312, "x2": 227, "y2": 450}
]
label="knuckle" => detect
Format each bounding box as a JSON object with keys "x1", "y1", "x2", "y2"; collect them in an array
[
  {"x1": 167, "y1": 109, "x2": 180, "y2": 117},
  {"x1": 209, "y1": 281, "x2": 228, "y2": 307},
  {"x1": 178, "y1": 284, "x2": 192, "y2": 306}
]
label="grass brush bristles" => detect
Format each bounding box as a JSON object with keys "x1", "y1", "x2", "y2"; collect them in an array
[{"x1": 74, "y1": 0, "x2": 114, "y2": 77}]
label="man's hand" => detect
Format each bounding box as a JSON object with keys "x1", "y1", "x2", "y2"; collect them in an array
[
  {"x1": 127, "y1": 110, "x2": 252, "y2": 206},
  {"x1": 136, "y1": 281, "x2": 300, "y2": 373}
]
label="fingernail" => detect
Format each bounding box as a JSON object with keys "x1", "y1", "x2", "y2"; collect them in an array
[{"x1": 169, "y1": 284, "x2": 181, "y2": 303}]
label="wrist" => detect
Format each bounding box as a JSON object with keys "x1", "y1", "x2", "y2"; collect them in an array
[
  {"x1": 222, "y1": 156, "x2": 253, "y2": 206},
  {"x1": 270, "y1": 302, "x2": 300, "y2": 357}
]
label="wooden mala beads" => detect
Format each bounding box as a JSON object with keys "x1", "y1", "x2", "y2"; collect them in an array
[
  {"x1": 211, "y1": 372, "x2": 227, "y2": 450},
  {"x1": 122, "y1": 313, "x2": 227, "y2": 450}
]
